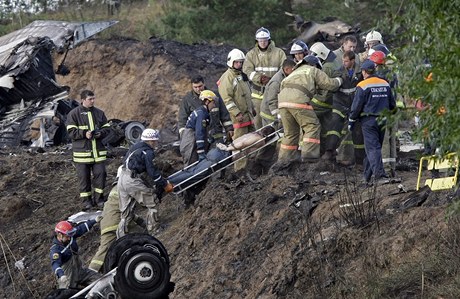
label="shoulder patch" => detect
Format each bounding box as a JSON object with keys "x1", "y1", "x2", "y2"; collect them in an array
[{"x1": 52, "y1": 253, "x2": 60, "y2": 260}]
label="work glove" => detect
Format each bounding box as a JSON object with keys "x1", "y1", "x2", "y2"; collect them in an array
[
  {"x1": 164, "y1": 181, "x2": 174, "y2": 193},
  {"x1": 198, "y1": 153, "x2": 206, "y2": 161},
  {"x1": 260, "y1": 75, "x2": 270, "y2": 85},
  {"x1": 348, "y1": 120, "x2": 355, "y2": 131},
  {"x1": 58, "y1": 275, "x2": 70, "y2": 289},
  {"x1": 235, "y1": 113, "x2": 244, "y2": 123},
  {"x1": 155, "y1": 187, "x2": 164, "y2": 202},
  {"x1": 95, "y1": 215, "x2": 103, "y2": 223}
]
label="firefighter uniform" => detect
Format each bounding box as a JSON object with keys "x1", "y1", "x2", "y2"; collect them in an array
[
  {"x1": 178, "y1": 89, "x2": 233, "y2": 144},
  {"x1": 218, "y1": 68, "x2": 255, "y2": 171},
  {"x1": 349, "y1": 75, "x2": 395, "y2": 182},
  {"x1": 326, "y1": 61, "x2": 365, "y2": 164},
  {"x1": 278, "y1": 64, "x2": 342, "y2": 161},
  {"x1": 310, "y1": 59, "x2": 342, "y2": 154},
  {"x1": 243, "y1": 41, "x2": 286, "y2": 129},
  {"x1": 50, "y1": 220, "x2": 100, "y2": 288},
  {"x1": 66, "y1": 105, "x2": 111, "y2": 207},
  {"x1": 179, "y1": 105, "x2": 211, "y2": 166}
]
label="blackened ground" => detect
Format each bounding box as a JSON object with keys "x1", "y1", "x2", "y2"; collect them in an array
[{"x1": 1, "y1": 37, "x2": 459, "y2": 298}]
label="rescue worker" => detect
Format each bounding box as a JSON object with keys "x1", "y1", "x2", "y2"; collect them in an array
[
  {"x1": 309, "y1": 42, "x2": 342, "y2": 155},
  {"x1": 66, "y1": 90, "x2": 111, "y2": 210},
  {"x1": 50, "y1": 218, "x2": 102, "y2": 289},
  {"x1": 257, "y1": 59, "x2": 296, "y2": 171},
  {"x1": 349, "y1": 60, "x2": 395, "y2": 184},
  {"x1": 89, "y1": 169, "x2": 147, "y2": 272},
  {"x1": 333, "y1": 35, "x2": 359, "y2": 66},
  {"x1": 323, "y1": 50, "x2": 365, "y2": 166},
  {"x1": 218, "y1": 48, "x2": 255, "y2": 171},
  {"x1": 359, "y1": 30, "x2": 384, "y2": 62},
  {"x1": 178, "y1": 75, "x2": 233, "y2": 147},
  {"x1": 369, "y1": 50, "x2": 401, "y2": 177},
  {"x1": 243, "y1": 27, "x2": 286, "y2": 129},
  {"x1": 180, "y1": 90, "x2": 217, "y2": 166},
  {"x1": 117, "y1": 128, "x2": 173, "y2": 238},
  {"x1": 290, "y1": 40, "x2": 309, "y2": 63},
  {"x1": 277, "y1": 56, "x2": 342, "y2": 162}
]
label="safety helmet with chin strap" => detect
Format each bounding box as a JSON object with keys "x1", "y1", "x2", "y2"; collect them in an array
[
  {"x1": 290, "y1": 40, "x2": 309, "y2": 55},
  {"x1": 227, "y1": 49, "x2": 246, "y2": 68},
  {"x1": 141, "y1": 128, "x2": 160, "y2": 141},
  {"x1": 255, "y1": 27, "x2": 270, "y2": 40},
  {"x1": 199, "y1": 90, "x2": 217, "y2": 103},
  {"x1": 55, "y1": 221, "x2": 77, "y2": 237}
]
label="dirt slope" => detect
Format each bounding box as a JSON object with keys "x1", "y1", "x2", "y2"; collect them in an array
[{"x1": 0, "y1": 37, "x2": 459, "y2": 299}]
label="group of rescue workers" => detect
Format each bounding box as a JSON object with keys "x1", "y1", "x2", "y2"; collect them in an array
[{"x1": 49, "y1": 26, "x2": 400, "y2": 291}]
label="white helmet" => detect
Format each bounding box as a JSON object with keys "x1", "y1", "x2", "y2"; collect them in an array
[
  {"x1": 310, "y1": 42, "x2": 331, "y2": 61},
  {"x1": 290, "y1": 40, "x2": 309, "y2": 55},
  {"x1": 141, "y1": 128, "x2": 160, "y2": 141},
  {"x1": 227, "y1": 49, "x2": 246, "y2": 68},
  {"x1": 365, "y1": 30, "x2": 383, "y2": 44},
  {"x1": 255, "y1": 27, "x2": 270, "y2": 40}
]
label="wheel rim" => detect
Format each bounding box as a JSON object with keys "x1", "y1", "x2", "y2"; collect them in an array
[{"x1": 124, "y1": 252, "x2": 162, "y2": 289}]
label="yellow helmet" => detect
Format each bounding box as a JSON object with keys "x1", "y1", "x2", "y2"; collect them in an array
[{"x1": 199, "y1": 90, "x2": 217, "y2": 102}]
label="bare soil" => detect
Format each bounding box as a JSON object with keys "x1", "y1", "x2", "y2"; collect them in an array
[{"x1": 0, "y1": 37, "x2": 459, "y2": 299}]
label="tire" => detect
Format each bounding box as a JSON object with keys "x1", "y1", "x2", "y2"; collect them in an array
[
  {"x1": 114, "y1": 245, "x2": 171, "y2": 299},
  {"x1": 123, "y1": 121, "x2": 145, "y2": 145},
  {"x1": 103, "y1": 233, "x2": 170, "y2": 274}
]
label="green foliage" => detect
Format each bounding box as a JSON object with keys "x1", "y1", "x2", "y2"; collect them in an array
[{"x1": 159, "y1": 0, "x2": 295, "y2": 47}]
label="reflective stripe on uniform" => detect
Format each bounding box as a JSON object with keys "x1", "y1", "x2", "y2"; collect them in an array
[
  {"x1": 339, "y1": 87, "x2": 356, "y2": 94},
  {"x1": 332, "y1": 109, "x2": 346, "y2": 119},
  {"x1": 354, "y1": 144, "x2": 365, "y2": 149},
  {"x1": 326, "y1": 130, "x2": 341, "y2": 138},
  {"x1": 382, "y1": 158, "x2": 396, "y2": 163},
  {"x1": 255, "y1": 66, "x2": 279, "y2": 72},
  {"x1": 94, "y1": 188, "x2": 104, "y2": 194},
  {"x1": 223, "y1": 121, "x2": 233, "y2": 127},
  {"x1": 303, "y1": 137, "x2": 320, "y2": 144},
  {"x1": 233, "y1": 121, "x2": 254, "y2": 129},
  {"x1": 226, "y1": 103, "x2": 237, "y2": 110},
  {"x1": 280, "y1": 144, "x2": 298, "y2": 150},
  {"x1": 260, "y1": 111, "x2": 276, "y2": 121},
  {"x1": 278, "y1": 102, "x2": 314, "y2": 110},
  {"x1": 251, "y1": 92, "x2": 264, "y2": 100},
  {"x1": 74, "y1": 152, "x2": 92, "y2": 157},
  {"x1": 74, "y1": 157, "x2": 95, "y2": 163},
  {"x1": 311, "y1": 98, "x2": 332, "y2": 109},
  {"x1": 101, "y1": 224, "x2": 118, "y2": 234},
  {"x1": 80, "y1": 191, "x2": 92, "y2": 197}
]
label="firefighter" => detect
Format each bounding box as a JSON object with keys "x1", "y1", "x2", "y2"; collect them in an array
[
  {"x1": 179, "y1": 90, "x2": 217, "y2": 166},
  {"x1": 290, "y1": 40, "x2": 309, "y2": 63},
  {"x1": 256, "y1": 59, "x2": 296, "y2": 171},
  {"x1": 349, "y1": 60, "x2": 396, "y2": 184},
  {"x1": 309, "y1": 42, "x2": 343, "y2": 155},
  {"x1": 243, "y1": 27, "x2": 286, "y2": 129},
  {"x1": 323, "y1": 50, "x2": 365, "y2": 166},
  {"x1": 89, "y1": 169, "x2": 147, "y2": 272},
  {"x1": 359, "y1": 30, "x2": 385, "y2": 62},
  {"x1": 218, "y1": 48, "x2": 255, "y2": 171},
  {"x1": 50, "y1": 218, "x2": 102, "y2": 289},
  {"x1": 178, "y1": 75, "x2": 233, "y2": 147},
  {"x1": 117, "y1": 129, "x2": 173, "y2": 238},
  {"x1": 277, "y1": 56, "x2": 342, "y2": 162},
  {"x1": 66, "y1": 90, "x2": 112, "y2": 210}
]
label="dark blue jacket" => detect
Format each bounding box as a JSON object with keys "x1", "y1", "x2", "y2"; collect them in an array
[
  {"x1": 50, "y1": 220, "x2": 96, "y2": 278},
  {"x1": 349, "y1": 75, "x2": 395, "y2": 121},
  {"x1": 123, "y1": 141, "x2": 167, "y2": 188},
  {"x1": 185, "y1": 106, "x2": 210, "y2": 155}
]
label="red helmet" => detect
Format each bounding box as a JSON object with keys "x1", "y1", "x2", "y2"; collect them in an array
[
  {"x1": 369, "y1": 50, "x2": 386, "y2": 65},
  {"x1": 55, "y1": 221, "x2": 76, "y2": 236}
]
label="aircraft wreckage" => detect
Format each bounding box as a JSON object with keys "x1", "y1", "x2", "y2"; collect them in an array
[{"x1": 0, "y1": 20, "x2": 145, "y2": 148}]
